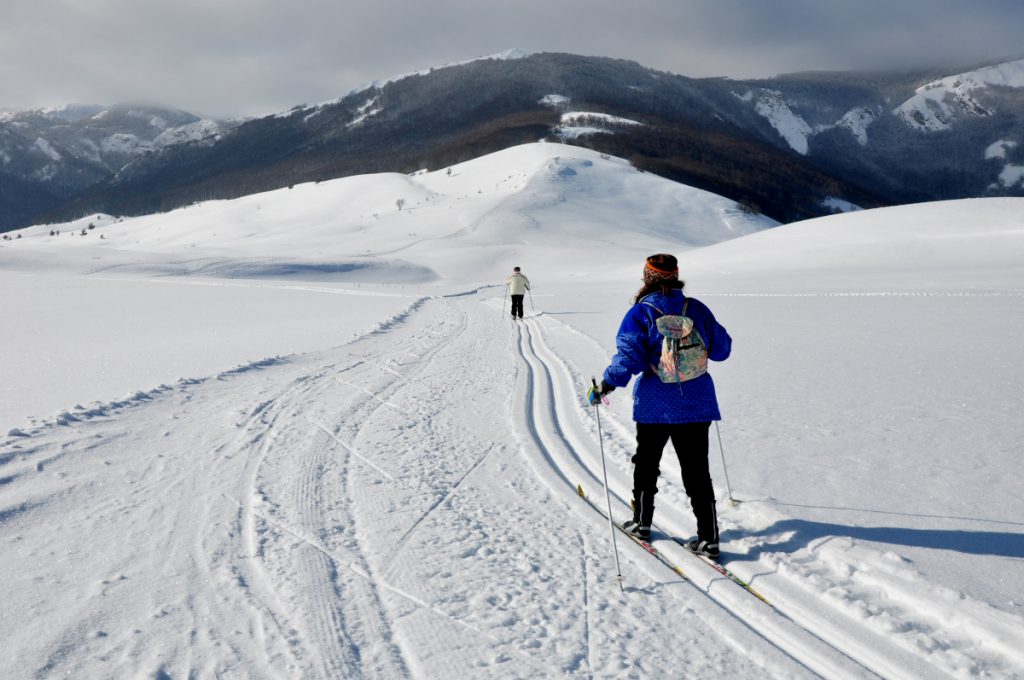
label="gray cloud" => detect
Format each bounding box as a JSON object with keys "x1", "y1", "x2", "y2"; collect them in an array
[{"x1": 3, "y1": 0, "x2": 1023, "y2": 118}]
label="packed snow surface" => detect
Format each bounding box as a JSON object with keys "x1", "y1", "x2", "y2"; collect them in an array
[{"x1": 2, "y1": 142, "x2": 1023, "y2": 679}]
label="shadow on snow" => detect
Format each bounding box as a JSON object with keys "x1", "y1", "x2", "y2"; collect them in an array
[{"x1": 734, "y1": 519, "x2": 1024, "y2": 559}]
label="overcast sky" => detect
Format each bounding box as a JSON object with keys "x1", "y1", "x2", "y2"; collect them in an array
[{"x1": 3, "y1": 0, "x2": 1023, "y2": 119}]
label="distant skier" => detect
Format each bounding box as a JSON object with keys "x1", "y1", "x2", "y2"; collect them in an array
[
  {"x1": 505, "y1": 266, "x2": 531, "y2": 320},
  {"x1": 590, "y1": 253, "x2": 732, "y2": 558}
]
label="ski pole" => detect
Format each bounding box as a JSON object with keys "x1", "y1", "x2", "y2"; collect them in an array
[
  {"x1": 503, "y1": 284, "x2": 510, "y2": 321},
  {"x1": 715, "y1": 421, "x2": 738, "y2": 506},
  {"x1": 528, "y1": 288, "x2": 535, "y2": 314},
  {"x1": 591, "y1": 378, "x2": 624, "y2": 592}
]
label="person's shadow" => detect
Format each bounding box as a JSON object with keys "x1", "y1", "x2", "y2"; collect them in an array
[{"x1": 733, "y1": 515, "x2": 1024, "y2": 560}]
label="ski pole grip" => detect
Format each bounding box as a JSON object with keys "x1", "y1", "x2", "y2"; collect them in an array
[{"x1": 589, "y1": 377, "x2": 601, "y2": 407}]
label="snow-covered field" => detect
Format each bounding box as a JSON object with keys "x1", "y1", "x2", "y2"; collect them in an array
[{"x1": 2, "y1": 143, "x2": 1022, "y2": 679}]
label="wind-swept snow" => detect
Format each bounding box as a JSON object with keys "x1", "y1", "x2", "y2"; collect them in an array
[{"x1": 2, "y1": 143, "x2": 1023, "y2": 679}]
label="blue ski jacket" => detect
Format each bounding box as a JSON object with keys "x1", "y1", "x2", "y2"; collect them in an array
[{"x1": 602, "y1": 289, "x2": 731, "y2": 424}]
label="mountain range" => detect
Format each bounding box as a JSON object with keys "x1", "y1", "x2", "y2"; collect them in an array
[
  {"x1": 2, "y1": 50, "x2": 1023, "y2": 230},
  {"x1": 0, "y1": 104, "x2": 236, "y2": 229}
]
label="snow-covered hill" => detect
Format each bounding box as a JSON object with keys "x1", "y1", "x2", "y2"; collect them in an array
[
  {"x1": 7, "y1": 143, "x2": 772, "y2": 287},
  {"x1": 1, "y1": 143, "x2": 1022, "y2": 678}
]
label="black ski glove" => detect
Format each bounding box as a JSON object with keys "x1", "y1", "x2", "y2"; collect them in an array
[{"x1": 599, "y1": 380, "x2": 615, "y2": 396}]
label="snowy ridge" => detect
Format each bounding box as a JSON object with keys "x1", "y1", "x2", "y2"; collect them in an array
[
  {"x1": 289, "y1": 49, "x2": 535, "y2": 120},
  {"x1": 352, "y1": 48, "x2": 533, "y2": 96},
  {"x1": 152, "y1": 118, "x2": 227, "y2": 147},
  {"x1": 895, "y1": 58, "x2": 1024, "y2": 131},
  {"x1": 0, "y1": 104, "x2": 104, "y2": 123}
]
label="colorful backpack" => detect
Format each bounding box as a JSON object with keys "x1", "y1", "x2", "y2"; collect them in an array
[{"x1": 642, "y1": 299, "x2": 708, "y2": 383}]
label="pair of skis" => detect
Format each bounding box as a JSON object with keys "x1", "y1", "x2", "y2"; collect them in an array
[{"x1": 576, "y1": 484, "x2": 770, "y2": 606}]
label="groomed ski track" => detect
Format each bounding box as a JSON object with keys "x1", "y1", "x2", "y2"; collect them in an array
[
  {"x1": 4, "y1": 290, "x2": 1023, "y2": 678},
  {"x1": 512, "y1": 311, "x2": 888, "y2": 675}
]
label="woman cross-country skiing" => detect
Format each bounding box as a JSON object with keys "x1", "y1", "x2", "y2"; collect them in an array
[{"x1": 591, "y1": 253, "x2": 732, "y2": 558}]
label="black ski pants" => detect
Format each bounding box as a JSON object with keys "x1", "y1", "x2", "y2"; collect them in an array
[
  {"x1": 510, "y1": 294, "x2": 525, "y2": 318},
  {"x1": 631, "y1": 421, "x2": 719, "y2": 543}
]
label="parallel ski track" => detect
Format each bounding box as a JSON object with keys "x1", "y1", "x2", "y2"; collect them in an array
[
  {"x1": 519, "y1": 314, "x2": 980, "y2": 679},
  {"x1": 512, "y1": 316, "x2": 903, "y2": 680}
]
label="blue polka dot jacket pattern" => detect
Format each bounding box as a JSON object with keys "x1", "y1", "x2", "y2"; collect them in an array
[{"x1": 602, "y1": 290, "x2": 731, "y2": 423}]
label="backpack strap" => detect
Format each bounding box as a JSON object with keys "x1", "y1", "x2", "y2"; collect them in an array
[
  {"x1": 641, "y1": 296, "x2": 687, "y2": 319},
  {"x1": 640, "y1": 299, "x2": 664, "y2": 316}
]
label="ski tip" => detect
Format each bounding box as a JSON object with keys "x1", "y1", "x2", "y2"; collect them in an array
[{"x1": 576, "y1": 484, "x2": 585, "y2": 497}]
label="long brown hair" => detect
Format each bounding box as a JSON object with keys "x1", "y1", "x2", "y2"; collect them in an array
[{"x1": 634, "y1": 278, "x2": 685, "y2": 304}]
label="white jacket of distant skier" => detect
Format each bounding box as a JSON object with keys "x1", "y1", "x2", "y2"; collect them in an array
[{"x1": 505, "y1": 271, "x2": 530, "y2": 295}]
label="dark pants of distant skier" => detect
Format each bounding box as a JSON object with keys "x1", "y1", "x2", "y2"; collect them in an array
[
  {"x1": 510, "y1": 294, "x2": 525, "y2": 319},
  {"x1": 632, "y1": 422, "x2": 719, "y2": 544}
]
